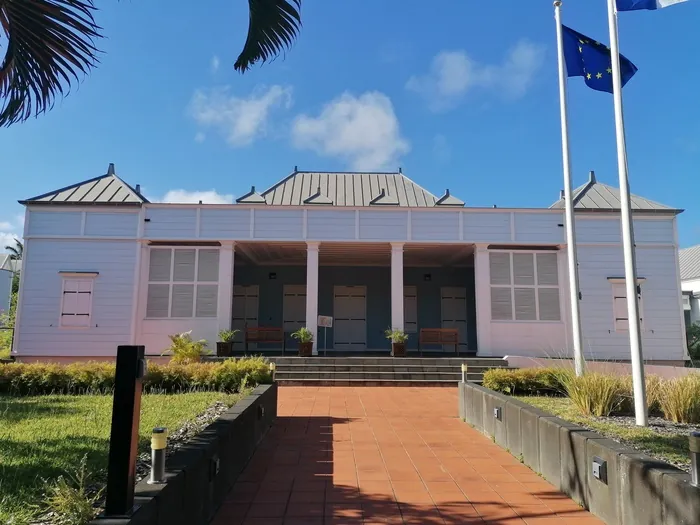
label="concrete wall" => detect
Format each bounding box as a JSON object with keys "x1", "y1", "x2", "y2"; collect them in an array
[
  {"x1": 504, "y1": 356, "x2": 697, "y2": 378},
  {"x1": 459, "y1": 382, "x2": 700, "y2": 525}
]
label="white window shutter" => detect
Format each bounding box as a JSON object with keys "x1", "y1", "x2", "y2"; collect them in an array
[
  {"x1": 538, "y1": 288, "x2": 561, "y2": 321},
  {"x1": 171, "y1": 284, "x2": 194, "y2": 317},
  {"x1": 404, "y1": 286, "x2": 418, "y2": 333},
  {"x1": 149, "y1": 249, "x2": 172, "y2": 281},
  {"x1": 197, "y1": 249, "x2": 219, "y2": 282},
  {"x1": 173, "y1": 249, "x2": 196, "y2": 282},
  {"x1": 491, "y1": 287, "x2": 513, "y2": 320},
  {"x1": 513, "y1": 253, "x2": 535, "y2": 285},
  {"x1": 196, "y1": 285, "x2": 218, "y2": 317},
  {"x1": 147, "y1": 284, "x2": 170, "y2": 318},
  {"x1": 490, "y1": 253, "x2": 511, "y2": 285},
  {"x1": 76, "y1": 292, "x2": 92, "y2": 315},
  {"x1": 536, "y1": 253, "x2": 559, "y2": 286},
  {"x1": 612, "y1": 283, "x2": 628, "y2": 330},
  {"x1": 514, "y1": 288, "x2": 537, "y2": 320}
]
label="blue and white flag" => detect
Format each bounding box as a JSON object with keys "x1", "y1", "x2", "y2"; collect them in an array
[{"x1": 617, "y1": 0, "x2": 687, "y2": 11}]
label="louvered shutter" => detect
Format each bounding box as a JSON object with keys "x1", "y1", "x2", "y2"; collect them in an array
[
  {"x1": 404, "y1": 286, "x2": 418, "y2": 333},
  {"x1": 514, "y1": 288, "x2": 537, "y2": 320},
  {"x1": 538, "y1": 288, "x2": 561, "y2": 321},
  {"x1": 149, "y1": 249, "x2": 171, "y2": 281},
  {"x1": 513, "y1": 253, "x2": 535, "y2": 285},
  {"x1": 197, "y1": 250, "x2": 219, "y2": 282},
  {"x1": 536, "y1": 253, "x2": 558, "y2": 285},
  {"x1": 171, "y1": 284, "x2": 194, "y2": 317},
  {"x1": 147, "y1": 284, "x2": 170, "y2": 318},
  {"x1": 173, "y1": 249, "x2": 196, "y2": 281},
  {"x1": 196, "y1": 285, "x2": 218, "y2": 317},
  {"x1": 491, "y1": 287, "x2": 513, "y2": 320},
  {"x1": 490, "y1": 253, "x2": 511, "y2": 285}
]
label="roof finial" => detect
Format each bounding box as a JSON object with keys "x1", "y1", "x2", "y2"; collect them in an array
[
  {"x1": 251, "y1": 186, "x2": 255, "y2": 192},
  {"x1": 107, "y1": 163, "x2": 115, "y2": 176},
  {"x1": 445, "y1": 189, "x2": 450, "y2": 196},
  {"x1": 589, "y1": 170, "x2": 596, "y2": 183},
  {"x1": 135, "y1": 184, "x2": 141, "y2": 194},
  {"x1": 493, "y1": 204, "x2": 497, "y2": 209},
  {"x1": 294, "y1": 165, "x2": 298, "y2": 172},
  {"x1": 398, "y1": 167, "x2": 402, "y2": 174},
  {"x1": 560, "y1": 189, "x2": 565, "y2": 199}
]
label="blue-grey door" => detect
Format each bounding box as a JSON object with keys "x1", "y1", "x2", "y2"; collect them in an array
[
  {"x1": 333, "y1": 285, "x2": 367, "y2": 351},
  {"x1": 441, "y1": 287, "x2": 468, "y2": 352}
]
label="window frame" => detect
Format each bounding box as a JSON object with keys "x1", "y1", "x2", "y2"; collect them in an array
[
  {"x1": 608, "y1": 277, "x2": 645, "y2": 332},
  {"x1": 58, "y1": 272, "x2": 98, "y2": 329},
  {"x1": 489, "y1": 250, "x2": 562, "y2": 323}
]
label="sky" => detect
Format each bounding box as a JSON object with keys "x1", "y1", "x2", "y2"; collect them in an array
[{"x1": 1, "y1": 0, "x2": 699, "y2": 250}]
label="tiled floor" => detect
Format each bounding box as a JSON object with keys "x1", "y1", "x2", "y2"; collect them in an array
[{"x1": 213, "y1": 387, "x2": 603, "y2": 524}]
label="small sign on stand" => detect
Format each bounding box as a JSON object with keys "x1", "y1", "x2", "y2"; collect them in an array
[{"x1": 317, "y1": 315, "x2": 333, "y2": 356}]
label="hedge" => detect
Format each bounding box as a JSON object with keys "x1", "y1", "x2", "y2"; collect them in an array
[
  {"x1": 0, "y1": 357, "x2": 272, "y2": 395},
  {"x1": 482, "y1": 367, "x2": 564, "y2": 396}
]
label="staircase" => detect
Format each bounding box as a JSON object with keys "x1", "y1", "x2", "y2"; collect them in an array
[{"x1": 268, "y1": 357, "x2": 508, "y2": 386}]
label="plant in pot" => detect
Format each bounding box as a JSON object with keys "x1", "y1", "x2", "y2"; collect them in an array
[
  {"x1": 385, "y1": 328, "x2": 409, "y2": 357},
  {"x1": 216, "y1": 329, "x2": 239, "y2": 357},
  {"x1": 165, "y1": 330, "x2": 210, "y2": 364},
  {"x1": 291, "y1": 327, "x2": 314, "y2": 357}
]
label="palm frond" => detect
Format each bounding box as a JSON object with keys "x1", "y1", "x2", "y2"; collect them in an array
[
  {"x1": 234, "y1": 0, "x2": 301, "y2": 72},
  {"x1": 0, "y1": 0, "x2": 102, "y2": 127},
  {"x1": 4, "y1": 238, "x2": 22, "y2": 260}
]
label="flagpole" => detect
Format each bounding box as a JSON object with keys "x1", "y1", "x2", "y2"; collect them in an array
[
  {"x1": 606, "y1": 0, "x2": 648, "y2": 426},
  {"x1": 553, "y1": 0, "x2": 585, "y2": 378}
]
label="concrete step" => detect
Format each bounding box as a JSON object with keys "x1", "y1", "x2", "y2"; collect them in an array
[
  {"x1": 269, "y1": 357, "x2": 506, "y2": 366},
  {"x1": 271, "y1": 364, "x2": 494, "y2": 372},
  {"x1": 274, "y1": 378, "x2": 468, "y2": 387},
  {"x1": 273, "y1": 371, "x2": 481, "y2": 381}
]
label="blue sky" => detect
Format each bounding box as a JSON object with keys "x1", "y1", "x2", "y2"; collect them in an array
[{"x1": 1, "y1": 0, "x2": 699, "y2": 248}]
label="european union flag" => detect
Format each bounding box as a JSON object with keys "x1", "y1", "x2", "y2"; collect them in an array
[{"x1": 562, "y1": 25, "x2": 638, "y2": 93}]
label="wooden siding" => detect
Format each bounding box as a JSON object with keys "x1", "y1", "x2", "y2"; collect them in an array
[
  {"x1": 199, "y1": 209, "x2": 250, "y2": 239},
  {"x1": 411, "y1": 212, "x2": 460, "y2": 241},
  {"x1": 28, "y1": 211, "x2": 82, "y2": 236},
  {"x1": 84, "y1": 212, "x2": 138, "y2": 237},
  {"x1": 145, "y1": 208, "x2": 197, "y2": 238},
  {"x1": 307, "y1": 210, "x2": 355, "y2": 240},
  {"x1": 576, "y1": 217, "x2": 676, "y2": 244},
  {"x1": 514, "y1": 213, "x2": 564, "y2": 243},
  {"x1": 358, "y1": 211, "x2": 407, "y2": 241},
  {"x1": 253, "y1": 209, "x2": 304, "y2": 239},
  {"x1": 463, "y1": 213, "x2": 511, "y2": 242}
]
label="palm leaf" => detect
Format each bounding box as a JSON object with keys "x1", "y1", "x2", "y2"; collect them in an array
[
  {"x1": 0, "y1": 0, "x2": 102, "y2": 126},
  {"x1": 234, "y1": 0, "x2": 301, "y2": 72}
]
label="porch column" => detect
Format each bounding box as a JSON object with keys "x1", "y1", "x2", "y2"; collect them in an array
[
  {"x1": 474, "y1": 243, "x2": 491, "y2": 355},
  {"x1": 391, "y1": 243, "x2": 404, "y2": 331},
  {"x1": 217, "y1": 242, "x2": 235, "y2": 333},
  {"x1": 306, "y1": 242, "x2": 320, "y2": 356}
]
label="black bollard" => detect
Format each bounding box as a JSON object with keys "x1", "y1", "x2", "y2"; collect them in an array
[{"x1": 104, "y1": 345, "x2": 147, "y2": 516}]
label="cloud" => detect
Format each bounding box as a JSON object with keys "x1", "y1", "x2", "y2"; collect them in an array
[
  {"x1": 1, "y1": 215, "x2": 23, "y2": 252},
  {"x1": 0, "y1": 222, "x2": 12, "y2": 231},
  {"x1": 194, "y1": 131, "x2": 206, "y2": 143},
  {"x1": 406, "y1": 40, "x2": 545, "y2": 111},
  {"x1": 291, "y1": 91, "x2": 410, "y2": 171},
  {"x1": 189, "y1": 85, "x2": 293, "y2": 147},
  {"x1": 210, "y1": 55, "x2": 220, "y2": 73},
  {"x1": 158, "y1": 190, "x2": 234, "y2": 204},
  {"x1": 432, "y1": 134, "x2": 451, "y2": 163}
]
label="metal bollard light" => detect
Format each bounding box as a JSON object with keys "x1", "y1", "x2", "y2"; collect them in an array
[
  {"x1": 461, "y1": 363, "x2": 467, "y2": 383},
  {"x1": 690, "y1": 431, "x2": 700, "y2": 488},
  {"x1": 148, "y1": 427, "x2": 168, "y2": 485},
  {"x1": 269, "y1": 362, "x2": 276, "y2": 379}
]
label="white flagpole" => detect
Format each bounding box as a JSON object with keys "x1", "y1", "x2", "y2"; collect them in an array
[
  {"x1": 606, "y1": 0, "x2": 648, "y2": 426},
  {"x1": 553, "y1": 1, "x2": 585, "y2": 377}
]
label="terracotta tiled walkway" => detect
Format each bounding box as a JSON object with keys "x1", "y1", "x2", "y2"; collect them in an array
[{"x1": 213, "y1": 387, "x2": 603, "y2": 524}]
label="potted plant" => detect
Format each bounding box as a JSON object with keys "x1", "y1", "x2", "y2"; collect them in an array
[
  {"x1": 291, "y1": 327, "x2": 314, "y2": 357},
  {"x1": 164, "y1": 330, "x2": 210, "y2": 364},
  {"x1": 385, "y1": 329, "x2": 409, "y2": 357},
  {"x1": 216, "y1": 329, "x2": 239, "y2": 357}
]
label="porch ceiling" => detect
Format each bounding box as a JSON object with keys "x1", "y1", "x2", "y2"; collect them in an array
[{"x1": 235, "y1": 242, "x2": 474, "y2": 267}]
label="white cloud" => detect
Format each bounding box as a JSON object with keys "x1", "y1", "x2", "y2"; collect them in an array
[
  {"x1": 158, "y1": 190, "x2": 234, "y2": 204},
  {"x1": 1, "y1": 215, "x2": 23, "y2": 253},
  {"x1": 0, "y1": 222, "x2": 12, "y2": 231},
  {"x1": 406, "y1": 40, "x2": 545, "y2": 111},
  {"x1": 194, "y1": 131, "x2": 206, "y2": 143},
  {"x1": 189, "y1": 85, "x2": 293, "y2": 147},
  {"x1": 432, "y1": 134, "x2": 451, "y2": 163},
  {"x1": 210, "y1": 55, "x2": 220, "y2": 73},
  {"x1": 291, "y1": 91, "x2": 410, "y2": 171}
]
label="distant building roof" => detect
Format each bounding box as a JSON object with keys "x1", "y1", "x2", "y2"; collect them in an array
[
  {"x1": 549, "y1": 171, "x2": 680, "y2": 214},
  {"x1": 20, "y1": 164, "x2": 148, "y2": 206},
  {"x1": 260, "y1": 170, "x2": 462, "y2": 208},
  {"x1": 680, "y1": 245, "x2": 700, "y2": 281},
  {"x1": 0, "y1": 255, "x2": 21, "y2": 273}
]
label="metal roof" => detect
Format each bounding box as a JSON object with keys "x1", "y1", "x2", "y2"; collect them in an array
[
  {"x1": 680, "y1": 245, "x2": 700, "y2": 281},
  {"x1": 20, "y1": 164, "x2": 148, "y2": 206},
  {"x1": 0, "y1": 255, "x2": 20, "y2": 273},
  {"x1": 260, "y1": 171, "x2": 456, "y2": 207},
  {"x1": 549, "y1": 171, "x2": 679, "y2": 214}
]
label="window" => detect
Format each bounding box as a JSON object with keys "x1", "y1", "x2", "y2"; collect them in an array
[
  {"x1": 489, "y1": 251, "x2": 561, "y2": 322},
  {"x1": 610, "y1": 279, "x2": 644, "y2": 332},
  {"x1": 60, "y1": 273, "x2": 97, "y2": 328},
  {"x1": 146, "y1": 248, "x2": 219, "y2": 318}
]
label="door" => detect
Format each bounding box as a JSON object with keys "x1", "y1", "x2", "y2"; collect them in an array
[
  {"x1": 283, "y1": 285, "x2": 306, "y2": 346},
  {"x1": 232, "y1": 285, "x2": 259, "y2": 351},
  {"x1": 334, "y1": 286, "x2": 367, "y2": 351},
  {"x1": 404, "y1": 286, "x2": 418, "y2": 334},
  {"x1": 441, "y1": 287, "x2": 468, "y2": 352}
]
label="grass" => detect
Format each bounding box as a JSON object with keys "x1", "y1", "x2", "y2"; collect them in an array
[
  {"x1": 0, "y1": 391, "x2": 245, "y2": 524},
  {"x1": 517, "y1": 396, "x2": 691, "y2": 470}
]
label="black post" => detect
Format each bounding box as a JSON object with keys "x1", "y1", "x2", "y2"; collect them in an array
[{"x1": 104, "y1": 345, "x2": 146, "y2": 516}]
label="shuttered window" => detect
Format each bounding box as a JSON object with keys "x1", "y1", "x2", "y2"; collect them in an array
[
  {"x1": 60, "y1": 277, "x2": 96, "y2": 328},
  {"x1": 611, "y1": 281, "x2": 644, "y2": 332},
  {"x1": 146, "y1": 248, "x2": 220, "y2": 318},
  {"x1": 489, "y1": 252, "x2": 561, "y2": 322},
  {"x1": 404, "y1": 286, "x2": 418, "y2": 333}
]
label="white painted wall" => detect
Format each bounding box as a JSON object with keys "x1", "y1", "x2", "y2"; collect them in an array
[{"x1": 0, "y1": 269, "x2": 12, "y2": 316}]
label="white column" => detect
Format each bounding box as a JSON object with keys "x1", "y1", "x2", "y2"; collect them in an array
[
  {"x1": 217, "y1": 242, "x2": 235, "y2": 333},
  {"x1": 391, "y1": 243, "x2": 404, "y2": 331},
  {"x1": 474, "y1": 244, "x2": 492, "y2": 356},
  {"x1": 306, "y1": 242, "x2": 320, "y2": 355}
]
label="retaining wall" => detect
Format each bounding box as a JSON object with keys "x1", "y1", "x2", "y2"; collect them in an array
[{"x1": 458, "y1": 381, "x2": 700, "y2": 525}]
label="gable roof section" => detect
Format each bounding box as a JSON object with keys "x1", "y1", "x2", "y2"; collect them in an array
[
  {"x1": 549, "y1": 171, "x2": 680, "y2": 214},
  {"x1": 680, "y1": 245, "x2": 700, "y2": 281},
  {"x1": 19, "y1": 164, "x2": 148, "y2": 206},
  {"x1": 261, "y1": 171, "x2": 450, "y2": 207}
]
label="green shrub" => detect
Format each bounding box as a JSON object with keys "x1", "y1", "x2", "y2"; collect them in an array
[
  {"x1": 558, "y1": 371, "x2": 627, "y2": 417},
  {"x1": 0, "y1": 358, "x2": 272, "y2": 396},
  {"x1": 42, "y1": 455, "x2": 101, "y2": 525},
  {"x1": 384, "y1": 329, "x2": 409, "y2": 344},
  {"x1": 658, "y1": 373, "x2": 700, "y2": 424},
  {"x1": 291, "y1": 327, "x2": 314, "y2": 343},
  {"x1": 166, "y1": 331, "x2": 211, "y2": 364},
  {"x1": 619, "y1": 374, "x2": 663, "y2": 416},
  {"x1": 218, "y1": 329, "x2": 239, "y2": 343},
  {"x1": 482, "y1": 367, "x2": 564, "y2": 396}
]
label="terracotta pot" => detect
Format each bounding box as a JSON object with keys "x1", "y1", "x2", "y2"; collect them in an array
[
  {"x1": 391, "y1": 342, "x2": 406, "y2": 357},
  {"x1": 216, "y1": 341, "x2": 233, "y2": 357},
  {"x1": 298, "y1": 342, "x2": 313, "y2": 357}
]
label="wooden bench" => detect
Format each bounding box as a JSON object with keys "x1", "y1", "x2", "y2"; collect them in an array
[
  {"x1": 418, "y1": 328, "x2": 460, "y2": 356},
  {"x1": 245, "y1": 327, "x2": 286, "y2": 354}
]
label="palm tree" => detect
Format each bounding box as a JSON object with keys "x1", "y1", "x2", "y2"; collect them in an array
[
  {"x1": 0, "y1": 0, "x2": 302, "y2": 127},
  {"x1": 4, "y1": 239, "x2": 22, "y2": 261}
]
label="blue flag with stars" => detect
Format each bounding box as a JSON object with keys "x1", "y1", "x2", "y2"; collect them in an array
[{"x1": 562, "y1": 25, "x2": 638, "y2": 93}]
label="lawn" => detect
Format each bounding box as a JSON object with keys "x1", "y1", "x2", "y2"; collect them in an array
[
  {"x1": 0, "y1": 391, "x2": 244, "y2": 524},
  {"x1": 517, "y1": 396, "x2": 690, "y2": 470}
]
